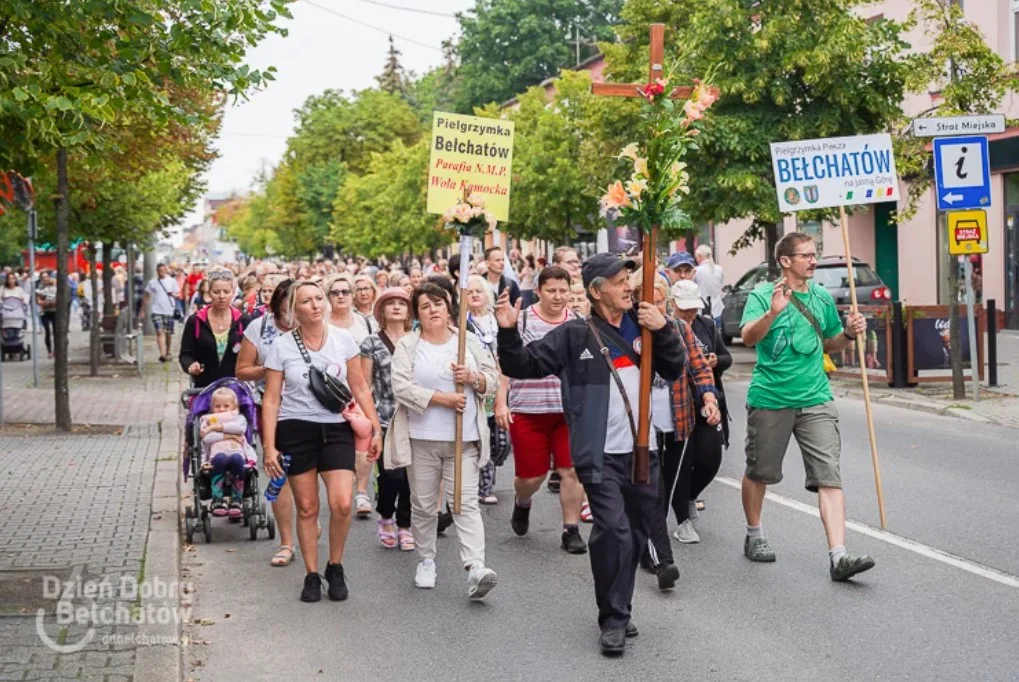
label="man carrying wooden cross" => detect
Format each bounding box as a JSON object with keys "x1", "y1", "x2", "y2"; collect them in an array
[{"x1": 496, "y1": 253, "x2": 685, "y2": 657}]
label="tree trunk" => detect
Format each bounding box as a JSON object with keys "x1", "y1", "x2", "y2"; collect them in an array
[
  {"x1": 53, "y1": 148, "x2": 72, "y2": 431},
  {"x1": 102, "y1": 243, "x2": 114, "y2": 315},
  {"x1": 89, "y1": 244, "x2": 100, "y2": 376}
]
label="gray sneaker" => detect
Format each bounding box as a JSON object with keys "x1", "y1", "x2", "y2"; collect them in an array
[
  {"x1": 830, "y1": 553, "x2": 875, "y2": 581},
  {"x1": 744, "y1": 535, "x2": 777, "y2": 562},
  {"x1": 673, "y1": 520, "x2": 700, "y2": 544}
]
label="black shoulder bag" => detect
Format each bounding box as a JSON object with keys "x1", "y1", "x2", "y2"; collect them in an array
[
  {"x1": 293, "y1": 329, "x2": 352, "y2": 413},
  {"x1": 158, "y1": 279, "x2": 185, "y2": 322},
  {"x1": 585, "y1": 317, "x2": 639, "y2": 457}
]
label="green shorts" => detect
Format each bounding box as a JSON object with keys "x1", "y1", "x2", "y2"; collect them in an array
[{"x1": 744, "y1": 401, "x2": 842, "y2": 492}]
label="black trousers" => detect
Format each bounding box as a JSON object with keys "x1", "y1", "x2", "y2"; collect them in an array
[
  {"x1": 376, "y1": 430, "x2": 411, "y2": 528},
  {"x1": 580, "y1": 450, "x2": 659, "y2": 631},
  {"x1": 646, "y1": 418, "x2": 725, "y2": 566},
  {"x1": 673, "y1": 417, "x2": 724, "y2": 525},
  {"x1": 41, "y1": 311, "x2": 56, "y2": 353}
]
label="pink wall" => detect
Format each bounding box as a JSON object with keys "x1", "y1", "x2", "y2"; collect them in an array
[{"x1": 713, "y1": 217, "x2": 767, "y2": 285}]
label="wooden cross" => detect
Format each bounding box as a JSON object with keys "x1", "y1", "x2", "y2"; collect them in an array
[{"x1": 590, "y1": 23, "x2": 694, "y2": 485}]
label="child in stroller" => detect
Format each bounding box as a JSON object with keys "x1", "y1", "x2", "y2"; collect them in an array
[
  {"x1": 183, "y1": 378, "x2": 275, "y2": 544},
  {"x1": 200, "y1": 387, "x2": 257, "y2": 519}
]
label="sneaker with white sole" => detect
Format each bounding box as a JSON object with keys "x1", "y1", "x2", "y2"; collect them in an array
[
  {"x1": 415, "y1": 560, "x2": 436, "y2": 589},
  {"x1": 673, "y1": 519, "x2": 700, "y2": 544},
  {"x1": 467, "y1": 564, "x2": 497, "y2": 601}
]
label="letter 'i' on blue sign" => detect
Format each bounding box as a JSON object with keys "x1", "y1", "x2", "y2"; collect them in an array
[{"x1": 934, "y1": 136, "x2": 991, "y2": 211}]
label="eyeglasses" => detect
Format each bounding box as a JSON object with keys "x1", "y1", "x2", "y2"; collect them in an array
[
  {"x1": 790, "y1": 252, "x2": 818, "y2": 261},
  {"x1": 330, "y1": 289, "x2": 351, "y2": 297},
  {"x1": 206, "y1": 270, "x2": 234, "y2": 281},
  {"x1": 355, "y1": 287, "x2": 374, "y2": 294}
]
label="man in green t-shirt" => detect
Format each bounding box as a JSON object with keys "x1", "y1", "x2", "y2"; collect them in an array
[{"x1": 739, "y1": 232, "x2": 875, "y2": 582}]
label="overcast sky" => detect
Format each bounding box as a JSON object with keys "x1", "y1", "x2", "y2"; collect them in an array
[{"x1": 182, "y1": 0, "x2": 476, "y2": 229}]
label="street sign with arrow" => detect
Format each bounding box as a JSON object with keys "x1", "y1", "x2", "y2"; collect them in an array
[
  {"x1": 933, "y1": 136, "x2": 991, "y2": 211},
  {"x1": 913, "y1": 114, "x2": 1004, "y2": 138}
]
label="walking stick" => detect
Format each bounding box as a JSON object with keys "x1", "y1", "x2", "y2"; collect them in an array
[{"x1": 838, "y1": 205, "x2": 888, "y2": 529}]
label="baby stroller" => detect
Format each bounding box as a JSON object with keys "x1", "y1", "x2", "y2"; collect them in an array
[
  {"x1": 181, "y1": 378, "x2": 275, "y2": 544},
  {"x1": 1, "y1": 294, "x2": 30, "y2": 361}
]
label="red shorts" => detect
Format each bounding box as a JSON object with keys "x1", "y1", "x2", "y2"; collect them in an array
[{"x1": 509, "y1": 412, "x2": 572, "y2": 479}]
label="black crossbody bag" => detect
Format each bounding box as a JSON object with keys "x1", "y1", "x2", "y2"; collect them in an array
[{"x1": 293, "y1": 329, "x2": 352, "y2": 413}]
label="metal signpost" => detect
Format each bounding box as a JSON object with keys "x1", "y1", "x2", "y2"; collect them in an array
[
  {"x1": 946, "y1": 209, "x2": 989, "y2": 401},
  {"x1": 930, "y1": 128, "x2": 994, "y2": 401},
  {"x1": 28, "y1": 209, "x2": 39, "y2": 387}
]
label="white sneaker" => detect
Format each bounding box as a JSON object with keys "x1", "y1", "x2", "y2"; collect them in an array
[
  {"x1": 673, "y1": 520, "x2": 700, "y2": 544},
  {"x1": 467, "y1": 564, "x2": 497, "y2": 601},
  {"x1": 415, "y1": 560, "x2": 436, "y2": 589}
]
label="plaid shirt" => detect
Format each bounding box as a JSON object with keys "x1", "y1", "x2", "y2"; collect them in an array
[
  {"x1": 360, "y1": 334, "x2": 397, "y2": 428},
  {"x1": 670, "y1": 318, "x2": 717, "y2": 441}
]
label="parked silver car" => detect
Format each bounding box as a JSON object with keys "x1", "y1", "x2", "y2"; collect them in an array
[{"x1": 720, "y1": 256, "x2": 891, "y2": 344}]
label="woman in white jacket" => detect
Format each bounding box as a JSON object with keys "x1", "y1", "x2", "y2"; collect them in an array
[{"x1": 385, "y1": 281, "x2": 500, "y2": 600}]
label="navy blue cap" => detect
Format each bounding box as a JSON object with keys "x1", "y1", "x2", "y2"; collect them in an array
[{"x1": 667, "y1": 252, "x2": 696, "y2": 270}]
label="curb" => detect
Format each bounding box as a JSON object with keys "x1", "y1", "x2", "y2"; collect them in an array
[
  {"x1": 133, "y1": 371, "x2": 184, "y2": 682},
  {"x1": 730, "y1": 373, "x2": 1012, "y2": 427},
  {"x1": 830, "y1": 385, "x2": 997, "y2": 424}
]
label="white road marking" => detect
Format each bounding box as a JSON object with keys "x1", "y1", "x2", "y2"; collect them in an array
[{"x1": 715, "y1": 476, "x2": 1019, "y2": 590}]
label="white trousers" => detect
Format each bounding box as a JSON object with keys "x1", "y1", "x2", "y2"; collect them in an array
[{"x1": 408, "y1": 439, "x2": 485, "y2": 569}]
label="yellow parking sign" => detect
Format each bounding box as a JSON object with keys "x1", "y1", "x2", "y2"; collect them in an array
[{"x1": 947, "y1": 209, "x2": 988, "y2": 255}]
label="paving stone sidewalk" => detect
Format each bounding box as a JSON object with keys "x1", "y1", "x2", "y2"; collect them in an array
[
  {"x1": 0, "y1": 329, "x2": 186, "y2": 682},
  {"x1": 729, "y1": 331, "x2": 1019, "y2": 430}
]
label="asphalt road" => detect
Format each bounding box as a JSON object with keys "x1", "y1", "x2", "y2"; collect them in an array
[{"x1": 182, "y1": 384, "x2": 1019, "y2": 681}]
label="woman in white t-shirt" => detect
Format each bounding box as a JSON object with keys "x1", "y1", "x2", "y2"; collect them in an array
[
  {"x1": 325, "y1": 274, "x2": 377, "y2": 516},
  {"x1": 386, "y1": 282, "x2": 500, "y2": 601},
  {"x1": 262, "y1": 281, "x2": 383, "y2": 604},
  {"x1": 235, "y1": 277, "x2": 298, "y2": 568}
]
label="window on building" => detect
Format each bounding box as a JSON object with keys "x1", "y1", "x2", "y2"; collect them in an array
[
  {"x1": 795, "y1": 218, "x2": 824, "y2": 256},
  {"x1": 1013, "y1": 1, "x2": 1019, "y2": 61}
]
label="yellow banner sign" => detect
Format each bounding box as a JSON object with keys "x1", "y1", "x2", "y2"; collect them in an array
[
  {"x1": 427, "y1": 112, "x2": 514, "y2": 222},
  {"x1": 947, "y1": 209, "x2": 988, "y2": 255}
]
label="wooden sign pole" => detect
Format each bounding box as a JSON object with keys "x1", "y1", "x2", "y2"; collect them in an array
[
  {"x1": 838, "y1": 205, "x2": 888, "y2": 529},
  {"x1": 590, "y1": 23, "x2": 693, "y2": 484},
  {"x1": 453, "y1": 188, "x2": 470, "y2": 514}
]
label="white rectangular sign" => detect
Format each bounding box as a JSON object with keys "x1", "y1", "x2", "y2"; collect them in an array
[
  {"x1": 912, "y1": 114, "x2": 1004, "y2": 138},
  {"x1": 770, "y1": 133, "x2": 900, "y2": 213}
]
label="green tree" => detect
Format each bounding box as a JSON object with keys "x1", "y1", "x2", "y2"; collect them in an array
[
  {"x1": 0, "y1": 0, "x2": 292, "y2": 429},
  {"x1": 407, "y1": 41, "x2": 461, "y2": 124},
  {"x1": 455, "y1": 0, "x2": 623, "y2": 112},
  {"x1": 283, "y1": 88, "x2": 423, "y2": 252},
  {"x1": 507, "y1": 70, "x2": 637, "y2": 241},
  {"x1": 604, "y1": 0, "x2": 911, "y2": 255},
  {"x1": 896, "y1": 0, "x2": 1017, "y2": 219},
  {"x1": 376, "y1": 36, "x2": 410, "y2": 97},
  {"x1": 331, "y1": 140, "x2": 451, "y2": 257}
]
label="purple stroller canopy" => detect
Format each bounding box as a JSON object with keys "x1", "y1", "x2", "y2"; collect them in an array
[{"x1": 184, "y1": 378, "x2": 259, "y2": 479}]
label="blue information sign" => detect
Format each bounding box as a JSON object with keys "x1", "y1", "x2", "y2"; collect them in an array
[{"x1": 933, "y1": 136, "x2": 991, "y2": 211}]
